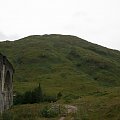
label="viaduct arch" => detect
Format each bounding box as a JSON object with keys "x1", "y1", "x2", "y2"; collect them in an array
[{"x1": 0, "y1": 54, "x2": 14, "y2": 113}]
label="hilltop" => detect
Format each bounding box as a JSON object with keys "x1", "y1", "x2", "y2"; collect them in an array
[
  {"x1": 0, "y1": 34, "x2": 120, "y2": 92},
  {"x1": 0, "y1": 34, "x2": 120, "y2": 119}
]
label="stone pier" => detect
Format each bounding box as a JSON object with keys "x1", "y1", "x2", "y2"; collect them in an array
[{"x1": 0, "y1": 53, "x2": 14, "y2": 113}]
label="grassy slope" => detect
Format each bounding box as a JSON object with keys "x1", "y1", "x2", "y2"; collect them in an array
[{"x1": 0, "y1": 34, "x2": 120, "y2": 119}]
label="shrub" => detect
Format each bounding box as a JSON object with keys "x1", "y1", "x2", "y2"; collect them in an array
[
  {"x1": 14, "y1": 83, "x2": 43, "y2": 104},
  {"x1": 13, "y1": 92, "x2": 24, "y2": 105},
  {"x1": 14, "y1": 84, "x2": 60, "y2": 105},
  {"x1": 41, "y1": 106, "x2": 59, "y2": 118}
]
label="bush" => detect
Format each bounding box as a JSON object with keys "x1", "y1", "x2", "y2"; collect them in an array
[
  {"x1": 13, "y1": 92, "x2": 24, "y2": 105},
  {"x1": 14, "y1": 84, "x2": 60, "y2": 105},
  {"x1": 41, "y1": 106, "x2": 59, "y2": 118},
  {"x1": 14, "y1": 84, "x2": 43, "y2": 104}
]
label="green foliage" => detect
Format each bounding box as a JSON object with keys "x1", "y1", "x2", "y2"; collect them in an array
[
  {"x1": 0, "y1": 34, "x2": 120, "y2": 119},
  {"x1": 0, "y1": 34, "x2": 119, "y2": 92},
  {"x1": 0, "y1": 34, "x2": 120, "y2": 93},
  {"x1": 41, "y1": 106, "x2": 59, "y2": 118},
  {"x1": 31, "y1": 83, "x2": 43, "y2": 103},
  {"x1": 0, "y1": 104, "x2": 52, "y2": 120},
  {"x1": 13, "y1": 92, "x2": 24, "y2": 105},
  {"x1": 14, "y1": 84, "x2": 43, "y2": 104},
  {"x1": 14, "y1": 84, "x2": 60, "y2": 105}
]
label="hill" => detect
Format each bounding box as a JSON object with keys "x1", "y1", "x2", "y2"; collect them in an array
[{"x1": 0, "y1": 34, "x2": 120, "y2": 119}]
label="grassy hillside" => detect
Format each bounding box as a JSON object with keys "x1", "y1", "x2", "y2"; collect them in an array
[{"x1": 0, "y1": 34, "x2": 120, "y2": 119}]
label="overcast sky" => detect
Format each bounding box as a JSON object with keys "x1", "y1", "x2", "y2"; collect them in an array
[{"x1": 0, "y1": 0, "x2": 120, "y2": 50}]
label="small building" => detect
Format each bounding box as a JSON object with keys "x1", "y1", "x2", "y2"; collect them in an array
[{"x1": 0, "y1": 53, "x2": 14, "y2": 113}]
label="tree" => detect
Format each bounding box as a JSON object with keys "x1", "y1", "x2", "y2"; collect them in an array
[{"x1": 31, "y1": 83, "x2": 43, "y2": 103}]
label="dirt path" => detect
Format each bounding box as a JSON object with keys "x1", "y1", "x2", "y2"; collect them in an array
[{"x1": 59, "y1": 105, "x2": 77, "y2": 120}]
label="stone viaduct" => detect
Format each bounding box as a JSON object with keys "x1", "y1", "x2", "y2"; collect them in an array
[{"x1": 0, "y1": 53, "x2": 14, "y2": 113}]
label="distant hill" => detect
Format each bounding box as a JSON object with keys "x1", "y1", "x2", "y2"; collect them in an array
[
  {"x1": 0, "y1": 34, "x2": 120, "y2": 120},
  {"x1": 0, "y1": 34, "x2": 120, "y2": 94}
]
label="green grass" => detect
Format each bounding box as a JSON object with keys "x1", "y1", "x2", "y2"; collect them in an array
[
  {"x1": 0, "y1": 34, "x2": 120, "y2": 119},
  {"x1": 1, "y1": 103, "x2": 59, "y2": 120},
  {"x1": 74, "y1": 89, "x2": 120, "y2": 120}
]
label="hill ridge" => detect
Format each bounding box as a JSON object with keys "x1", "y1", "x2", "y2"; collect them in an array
[
  {"x1": 0, "y1": 34, "x2": 120, "y2": 93},
  {"x1": 0, "y1": 34, "x2": 120, "y2": 120}
]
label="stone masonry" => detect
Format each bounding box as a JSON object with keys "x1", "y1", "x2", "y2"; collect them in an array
[{"x1": 0, "y1": 53, "x2": 14, "y2": 113}]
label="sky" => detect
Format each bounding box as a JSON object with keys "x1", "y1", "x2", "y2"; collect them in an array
[{"x1": 0, "y1": 0, "x2": 120, "y2": 50}]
